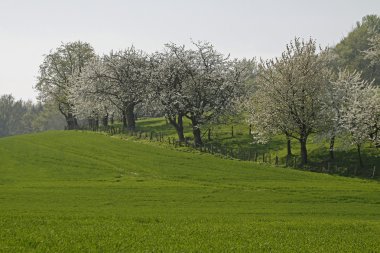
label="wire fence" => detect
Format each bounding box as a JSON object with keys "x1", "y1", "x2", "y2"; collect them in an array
[{"x1": 77, "y1": 125, "x2": 378, "y2": 179}]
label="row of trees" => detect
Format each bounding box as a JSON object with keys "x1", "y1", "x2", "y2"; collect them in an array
[
  {"x1": 36, "y1": 41, "x2": 253, "y2": 146},
  {"x1": 247, "y1": 15, "x2": 380, "y2": 166},
  {"x1": 35, "y1": 15, "x2": 380, "y2": 166},
  {"x1": 0, "y1": 95, "x2": 64, "y2": 137}
]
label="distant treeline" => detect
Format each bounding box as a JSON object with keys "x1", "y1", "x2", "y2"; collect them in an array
[{"x1": 0, "y1": 94, "x2": 65, "y2": 137}]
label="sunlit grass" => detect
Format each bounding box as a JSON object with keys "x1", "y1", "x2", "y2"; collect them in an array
[
  {"x1": 0, "y1": 131, "x2": 379, "y2": 252},
  {"x1": 135, "y1": 117, "x2": 380, "y2": 177}
]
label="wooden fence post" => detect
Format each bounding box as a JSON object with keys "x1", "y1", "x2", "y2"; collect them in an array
[{"x1": 372, "y1": 166, "x2": 376, "y2": 178}]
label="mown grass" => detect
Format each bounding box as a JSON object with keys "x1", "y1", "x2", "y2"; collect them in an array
[{"x1": 0, "y1": 131, "x2": 379, "y2": 252}]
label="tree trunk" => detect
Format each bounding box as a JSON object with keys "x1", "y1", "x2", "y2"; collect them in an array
[
  {"x1": 74, "y1": 117, "x2": 78, "y2": 129},
  {"x1": 126, "y1": 104, "x2": 136, "y2": 130},
  {"x1": 286, "y1": 136, "x2": 292, "y2": 157},
  {"x1": 66, "y1": 113, "x2": 78, "y2": 130},
  {"x1": 329, "y1": 136, "x2": 335, "y2": 160},
  {"x1": 95, "y1": 117, "x2": 99, "y2": 129},
  {"x1": 189, "y1": 117, "x2": 203, "y2": 146},
  {"x1": 168, "y1": 114, "x2": 185, "y2": 142},
  {"x1": 299, "y1": 137, "x2": 308, "y2": 166},
  {"x1": 102, "y1": 114, "x2": 109, "y2": 127},
  {"x1": 88, "y1": 118, "x2": 94, "y2": 130},
  {"x1": 176, "y1": 127, "x2": 185, "y2": 142},
  {"x1": 122, "y1": 112, "x2": 127, "y2": 129},
  {"x1": 193, "y1": 127, "x2": 202, "y2": 146},
  {"x1": 357, "y1": 144, "x2": 363, "y2": 169},
  {"x1": 110, "y1": 113, "x2": 114, "y2": 125}
]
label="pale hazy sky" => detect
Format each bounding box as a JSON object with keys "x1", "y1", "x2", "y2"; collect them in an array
[{"x1": 0, "y1": 0, "x2": 379, "y2": 101}]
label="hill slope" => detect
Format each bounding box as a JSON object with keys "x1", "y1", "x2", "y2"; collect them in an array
[
  {"x1": 134, "y1": 117, "x2": 380, "y2": 176},
  {"x1": 0, "y1": 131, "x2": 379, "y2": 252}
]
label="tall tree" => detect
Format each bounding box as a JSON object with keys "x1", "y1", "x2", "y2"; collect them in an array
[
  {"x1": 151, "y1": 46, "x2": 190, "y2": 142},
  {"x1": 69, "y1": 57, "x2": 117, "y2": 129},
  {"x1": 85, "y1": 47, "x2": 151, "y2": 130},
  {"x1": 246, "y1": 91, "x2": 295, "y2": 158},
  {"x1": 338, "y1": 70, "x2": 380, "y2": 168},
  {"x1": 314, "y1": 50, "x2": 342, "y2": 160},
  {"x1": 163, "y1": 42, "x2": 251, "y2": 146},
  {"x1": 35, "y1": 41, "x2": 96, "y2": 129},
  {"x1": 251, "y1": 38, "x2": 330, "y2": 165}
]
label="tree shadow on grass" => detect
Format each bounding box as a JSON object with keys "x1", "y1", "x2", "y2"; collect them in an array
[{"x1": 308, "y1": 146, "x2": 380, "y2": 178}]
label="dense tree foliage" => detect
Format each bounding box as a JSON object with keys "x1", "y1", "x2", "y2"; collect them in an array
[
  {"x1": 35, "y1": 41, "x2": 96, "y2": 129},
  {"x1": 0, "y1": 95, "x2": 65, "y2": 137},
  {"x1": 72, "y1": 47, "x2": 151, "y2": 130},
  {"x1": 365, "y1": 32, "x2": 380, "y2": 68},
  {"x1": 25, "y1": 15, "x2": 380, "y2": 166},
  {"x1": 151, "y1": 45, "x2": 189, "y2": 142},
  {"x1": 248, "y1": 38, "x2": 331, "y2": 165},
  {"x1": 334, "y1": 14, "x2": 380, "y2": 85},
  {"x1": 248, "y1": 35, "x2": 380, "y2": 166},
  {"x1": 69, "y1": 57, "x2": 117, "y2": 129},
  {"x1": 336, "y1": 70, "x2": 380, "y2": 167},
  {"x1": 152, "y1": 42, "x2": 253, "y2": 144}
]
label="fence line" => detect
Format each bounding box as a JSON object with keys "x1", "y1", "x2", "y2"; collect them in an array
[{"x1": 76, "y1": 125, "x2": 378, "y2": 179}]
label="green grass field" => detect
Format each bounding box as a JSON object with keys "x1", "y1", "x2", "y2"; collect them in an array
[
  {"x1": 0, "y1": 131, "x2": 380, "y2": 252},
  {"x1": 135, "y1": 117, "x2": 380, "y2": 176}
]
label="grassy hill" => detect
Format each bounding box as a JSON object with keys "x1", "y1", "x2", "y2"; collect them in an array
[
  {"x1": 0, "y1": 131, "x2": 379, "y2": 252},
  {"x1": 135, "y1": 117, "x2": 380, "y2": 177}
]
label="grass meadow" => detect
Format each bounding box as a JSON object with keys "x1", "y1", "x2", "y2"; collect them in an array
[
  {"x1": 0, "y1": 131, "x2": 379, "y2": 252},
  {"x1": 136, "y1": 117, "x2": 380, "y2": 176}
]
